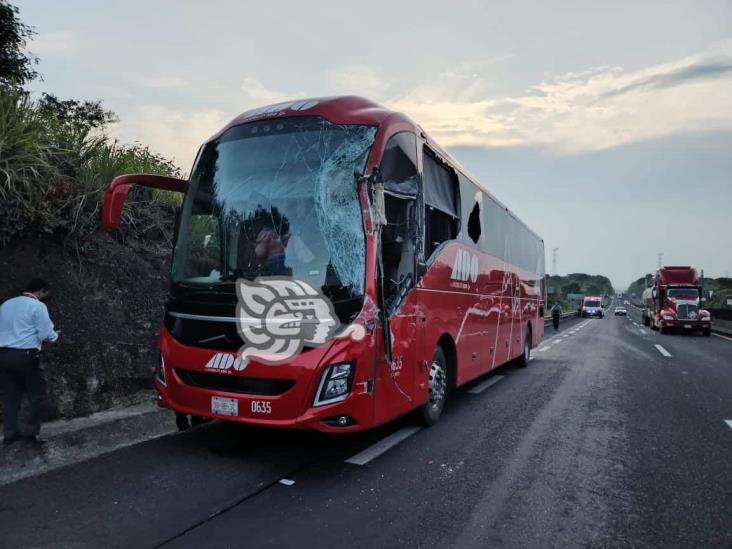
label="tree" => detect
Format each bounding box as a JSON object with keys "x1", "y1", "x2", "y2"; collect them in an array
[
  {"x1": 0, "y1": 1, "x2": 38, "y2": 91},
  {"x1": 38, "y1": 93, "x2": 118, "y2": 132},
  {"x1": 562, "y1": 282, "x2": 581, "y2": 295},
  {"x1": 37, "y1": 93, "x2": 119, "y2": 178}
]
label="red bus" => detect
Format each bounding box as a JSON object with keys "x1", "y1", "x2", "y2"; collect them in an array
[{"x1": 102, "y1": 96, "x2": 545, "y2": 432}]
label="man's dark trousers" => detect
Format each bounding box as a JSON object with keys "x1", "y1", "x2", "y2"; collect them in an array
[{"x1": 0, "y1": 348, "x2": 45, "y2": 439}]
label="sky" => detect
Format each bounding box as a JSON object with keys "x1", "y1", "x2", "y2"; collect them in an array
[{"x1": 15, "y1": 0, "x2": 732, "y2": 288}]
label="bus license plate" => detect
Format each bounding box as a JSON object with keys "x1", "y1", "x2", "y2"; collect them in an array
[
  {"x1": 684, "y1": 324, "x2": 692, "y2": 329},
  {"x1": 211, "y1": 396, "x2": 238, "y2": 416}
]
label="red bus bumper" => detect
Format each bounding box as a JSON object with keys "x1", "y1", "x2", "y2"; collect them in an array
[{"x1": 155, "y1": 325, "x2": 377, "y2": 433}]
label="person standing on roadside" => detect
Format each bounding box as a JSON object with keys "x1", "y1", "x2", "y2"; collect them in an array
[
  {"x1": 551, "y1": 302, "x2": 562, "y2": 331},
  {"x1": 0, "y1": 278, "x2": 59, "y2": 445}
]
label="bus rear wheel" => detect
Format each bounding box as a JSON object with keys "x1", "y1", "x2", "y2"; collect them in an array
[
  {"x1": 420, "y1": 347, "x2": 447, "y2": 426},
  {"x1": 516, "y1": 329, "x2": 532, "y2": 368}
]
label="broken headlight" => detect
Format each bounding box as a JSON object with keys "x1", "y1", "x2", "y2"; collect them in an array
[{"x1": 314, "y1": 362, "x2": 354, "y2": 406}]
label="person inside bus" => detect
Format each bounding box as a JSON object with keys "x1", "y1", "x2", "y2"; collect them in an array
[{"x1": 254, "y1": 207, "x2": 291, "y2": 275}]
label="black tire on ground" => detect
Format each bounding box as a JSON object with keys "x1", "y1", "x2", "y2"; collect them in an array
[
  {"x1": 703, "y1": 329, "x2": 711, "y2": 337},
  {"x1": 191, "y1": 415, "x2": 212, "y2": 427},
  {"x1": 175, "y1": 412, "x2": 191, "y2": 431},
  {"x1": 420, "y1": 347, "x2": 448, "y2": 426},
  {"x1": 516, "y1": 327, "x2": 532, "y2": 368}
]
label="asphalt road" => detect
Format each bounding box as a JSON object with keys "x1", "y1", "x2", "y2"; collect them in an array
[{"x1": 2, "y1": 302, "x2": 731, "y2": 548}]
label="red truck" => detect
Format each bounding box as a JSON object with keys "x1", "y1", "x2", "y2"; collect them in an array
[{"x1": 641, "y1": 266, "x2": 711, "y2": 336}]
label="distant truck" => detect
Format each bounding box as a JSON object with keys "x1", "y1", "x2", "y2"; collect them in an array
[
  {"x1": 581, "y1": 296, "x2": 604, "y2": 318},
  {"x1": 641, "y1": 266, "x2": 711, "y2": 336}
]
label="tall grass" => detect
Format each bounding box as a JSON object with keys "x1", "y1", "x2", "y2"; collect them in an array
[
  {"x1": 0, "y1": 92, "x2": 50, "y2": 196},
  {"x1": 0, "y1": 91, "x2": 182, "y2": 247}
]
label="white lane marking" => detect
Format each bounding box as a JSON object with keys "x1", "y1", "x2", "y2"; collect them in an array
[
  {"x1": 712, "y1": 333, "x2": 732, "y2": 342},
  {"x1": 279, "y1": 479, "x2": 295, "y2": 486},
  {"x1": 469, "y1": 375, "x2": 505, "y2": 394},
  {"x1": 536, "y1": 346, "x2": 551, "y2": 352},
  {"x1": 345, "y1": 426, "x2": 421, "y2": 465},
  {"x1": 554, "y1": 339, "x2": 563, "y2": 345},
  {"x1": 654, "y1": 344, "x2": 672, "y2": 357},
  {"x1": 725, "y1": 420, "x2": 732, "y2": 431},
  {"x1": 638, "y1": 329, "x2": 648, "y2": 335},
  {"x1": 632, "y1": 322, "x2": 638, "y2": 326}
]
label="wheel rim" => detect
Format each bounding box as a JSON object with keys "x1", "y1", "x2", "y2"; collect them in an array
[{"x1": 428, "y1": 360, "x2": 447, "y2": 413}]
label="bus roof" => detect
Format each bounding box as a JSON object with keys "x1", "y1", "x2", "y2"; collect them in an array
[{"x1": 213, "y1": 95, "x2": 542, "y2": 244}]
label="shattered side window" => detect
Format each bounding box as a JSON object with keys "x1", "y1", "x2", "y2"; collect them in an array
[{"x1": 380, "y1": 132, "x2": 418, "y2": 197}]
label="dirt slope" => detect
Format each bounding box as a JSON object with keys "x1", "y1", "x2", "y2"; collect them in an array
[{"x1": 0, "y1": 232, "x2": 170, "y2": 419}]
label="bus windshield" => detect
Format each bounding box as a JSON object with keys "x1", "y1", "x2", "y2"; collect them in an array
[
  {"x1": 172, "y1": 116, "x2": 376, "y2": 321},
  {"x1": 585, "y1": 300, "x2": 601, "y2": 308}
]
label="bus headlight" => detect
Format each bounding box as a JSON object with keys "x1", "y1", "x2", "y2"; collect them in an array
[
  {"x1": 155, "y1": 354, "x2": 167, "y2": 386},
  {"x1": 662, "y1": 314, "x2": 674, "y2": 321},
  {"x1": 314, "y1": 362, "x2": 354, "y2": 406}
]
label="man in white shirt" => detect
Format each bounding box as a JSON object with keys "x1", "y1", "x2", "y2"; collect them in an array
[{"x1": 0, "y1": 278, "x2": 59, "y2": 445}]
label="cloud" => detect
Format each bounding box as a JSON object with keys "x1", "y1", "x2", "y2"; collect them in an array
[
  {"x1": 598, "y1": 58, "x2": 732, "y2": 99},
  {"x1": 111, "y1": 46, "x2": 732, "y2": 166},
  {"x1": 143, "y1": 76, "x2": 189, "y2": 89},
  {"x1": 326, "y1": 65, "x2": 389, "y2": 98},
  {"x1": 114, "y1": 105, "x2": 231, "y2": 168},
  {"x1": 240, "y1": 77, "x2": 298, "y2": 107},
  {"x1": 29, "y1": 31, "x2": 76, "y2": 55},
  {"x1": 389, "y1": 46, "x2": 732, "y2": 154},
  {"x1": 114, "y1": 77, "x2": 300, "y2": 167}
]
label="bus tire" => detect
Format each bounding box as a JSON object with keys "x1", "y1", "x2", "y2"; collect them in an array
[
  {"x1": 420, "y1": 347, "x2": 448, "y2": 426},
  {"x1": 175, "y1": 412, "x2": 191, "y2": 431},
  {"x1": 703, "y1": 329, "x2": 711, "y2": 337},
  {"x1": 516, "y1": 328, "x2": 532, "y2": 368}
]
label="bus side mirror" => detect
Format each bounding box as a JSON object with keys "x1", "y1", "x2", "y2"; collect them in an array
[{"x1": 102, "y1": 173, "x2": 188, "y2": 231}]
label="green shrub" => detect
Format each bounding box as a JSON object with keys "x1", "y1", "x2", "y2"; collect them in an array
[{"x1": 0, "y1": 90, "x2": 182, "y2": 247}]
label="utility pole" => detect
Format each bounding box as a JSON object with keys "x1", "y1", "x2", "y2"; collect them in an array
[
  {"x1": 552, "y1": 248, "x2": 558, "y2": 276},
  {"x1": 657, "y1": 252, "x2": 663, "y2": 269}
]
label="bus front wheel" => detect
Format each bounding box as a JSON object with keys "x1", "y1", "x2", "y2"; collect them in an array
[{"x1": 420, "y1": 347, "x2": 447, "y2": 426}]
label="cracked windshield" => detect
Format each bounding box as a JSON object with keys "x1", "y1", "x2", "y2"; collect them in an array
[{"x1": 172, "y1": 116, "x2": 376, "y2": 321}]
